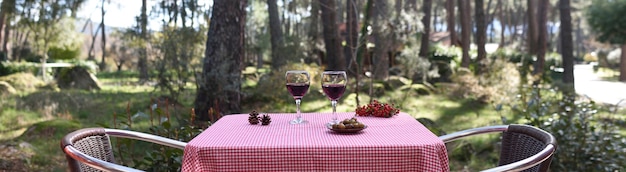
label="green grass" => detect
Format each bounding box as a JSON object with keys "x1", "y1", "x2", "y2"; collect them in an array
[{"x1": 17, "y1": 119, "x2": 82, "y2": 172}]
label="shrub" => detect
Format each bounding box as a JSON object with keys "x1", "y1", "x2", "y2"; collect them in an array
[
  {"x1": 506, "y1": 86, "x2": 626, "y2": 171},
  {"x1": 0, "y1": 62, "x2": 41, "y2": 76},
  {"x1": 583, "y1": 53, "x2": 597, "y2": 63},
  {"x1": 48, "y1": 46, "x2": 80, "y2": 60},
  {"x1": 105, "y1": 100, "x2": 207, "y2": 171},
  {"x1": 449, "y1": 57, "x2": 521, "y2": 104}
]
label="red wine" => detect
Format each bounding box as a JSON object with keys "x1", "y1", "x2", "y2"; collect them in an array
[
  {"x1": 286, "y1": 83, "x2": 309, "y2": 98},
  {"x1": 322, "y1": 84, "x2": 346, "y2": 100}
]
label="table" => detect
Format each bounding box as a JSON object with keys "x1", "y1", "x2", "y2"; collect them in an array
[{"x1": 182, "y1": 112, "x2": 449, "y2": 172}]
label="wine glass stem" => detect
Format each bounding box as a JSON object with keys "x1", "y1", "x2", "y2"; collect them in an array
[
  {"x1": 296, "y1": 98, "x2": 302, "y2": 120},
  {"x1": 331, "y1": 100, "x2": 337, "y2": 122}
]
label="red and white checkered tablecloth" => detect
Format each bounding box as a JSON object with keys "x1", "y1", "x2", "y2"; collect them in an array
[{"x1": 182, "y1": 112, "x2": 449, "y2": 172}]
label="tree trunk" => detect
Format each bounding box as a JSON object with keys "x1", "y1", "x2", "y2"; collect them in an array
[
  {"x1": 0, "y1": 10, "x2": 5, "y2": 55},
  {"x1": 346, "y1": 0, "x2": 358, "y2": 71},
  {"x1": 621, "y1": 44, "x2": 626, "y2": 82},
  {"x1": 371, "y1": 0, "x2": 390, "y2": 80},
  {"x1": 2, "y1": 21, "x2": 8, "y2": 59},
  {"x1": 434, "y1": 5, "x2": 440, "y2": 32},
  {"x1": 356, "y1": 0, "x2": 373, "y2": 67},
  {"x1": 499, "y1": 0, "x2": 505, "y2": 47},
  {"x1": 99, "y1": 0, "x2": 107, "y2": 70},
  {"x1": 527, "y1": 0, "x2": 538, "y2": 55},
  {"x1": 533, "y1": 0, "x2": 548, "y2": 79},
  {"x1": 419, "y1": 0, "x2": 432, "y2": 58},
  {"x1": 0, "y1": 0, "x2": 12, "y2": 57},
  {"x1": 88, "y1": 23, "x2": 101, "y2": 62},
  {"x1": 446, "y1": 0, "x2": 456, "y2": 46},
  {"x1": 319, "y1": 0, "x2": 346, "y2": 71},
  {"x1": 475, "y1": 0, "x2": 487, "y2": 73},
  {"x1": 559, "y1": 0, "x2": 574, "y2": 87},
  {"x1": 459, "y1": 0, "x2": 471, "y2": 68},
  {"x1": 575, "y1": 17, "x2": 583, "y2": 59},
  {"x1": 267, "y1": 0, "x2": 285, "y2": 70},
  {"x1": 486, "y1": 0, "x2": 495, "y2": 43},
  {"x1": 138, "y1": 0, "x2": 150, "y2": 83},
  {"x1": 510, "y1": 5, "x2": 518, "y2": 46},
  {"x1": 308, "y1": 0, "x2": 321, "y2": 65},
  {"x1": 194, "y1": 0, "x2": 246, "y2": 122}
]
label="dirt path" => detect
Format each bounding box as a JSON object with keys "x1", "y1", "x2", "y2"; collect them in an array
[{"x1": 575, "y1": 64, "x2": 626, "y2": 107}]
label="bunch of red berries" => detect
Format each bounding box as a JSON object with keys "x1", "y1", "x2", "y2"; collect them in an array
[{"x1": 355, "y1": 100, "x2": 400, "y2": 118}]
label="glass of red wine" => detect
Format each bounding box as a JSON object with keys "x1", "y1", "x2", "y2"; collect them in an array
[
  {"x1": 286, "y1": 70, "x2": 310, "y2": 124},
  {"x1": 321, "y1": 71, "x2": 347, "y2": 125}
]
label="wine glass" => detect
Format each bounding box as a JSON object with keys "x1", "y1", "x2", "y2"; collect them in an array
[
  {"x1": 286, "y1": 70, "x2": 310, "y2": 124},
  {"x1": 321, "y1": 71, "x2": 347, "y2": 125}
]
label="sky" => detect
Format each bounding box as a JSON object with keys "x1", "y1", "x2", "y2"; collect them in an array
[{"x1": 76, "y1": 0, "x2": 159, "y2": 29}]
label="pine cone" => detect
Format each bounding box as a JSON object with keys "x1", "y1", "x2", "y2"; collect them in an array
[
  {"x1": 249, "y1": 111, "x2": 260, "y2": 125},
  {"x1": 261, "y1": 114, "x2": 271, "y2": 125}
]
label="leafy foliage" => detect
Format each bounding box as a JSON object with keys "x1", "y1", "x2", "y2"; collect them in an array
[
  {"x1": 47, "y1": 45, "x2": 80, "y2": 60},
  {"x1": 586, "y1": 0, "x2": 626, "y2": 44},
  {"x1": 104, "y1": 100, "x2": 207, "y2": 171},
  {"x1": 152, "y1": 26, "x2": 207, "y2": 98},
  {"x1": 506, "y1": 86, "x2": 626, "y2": 171},
  {"x1": 0, "y1": 62, "x2": 41, "y2": 76},
  {"x1": 449, "y1": 56, "x2": 521, "y2": 104}
]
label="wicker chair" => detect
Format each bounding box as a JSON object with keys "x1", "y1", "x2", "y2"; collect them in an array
[
  {"x1": 439, "y1": 124, "x2": 557, "y2": 172},
  {"x1": 60, "y1": 128, "x2": 187, "y2": 172}
]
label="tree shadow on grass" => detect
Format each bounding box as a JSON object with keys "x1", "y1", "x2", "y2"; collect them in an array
[{"x1": 434, "y1": 98, "x2": 489, "y2": 131}]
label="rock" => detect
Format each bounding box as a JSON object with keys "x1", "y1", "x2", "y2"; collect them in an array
[
  {"x1": 384, "y1": 76, "x2": 411, "y2": 90},
  {"x1": 0, "y1": 81, "x2": 16, "y2": 95},
  {"x1": 56, "y1": 67, "x2": 101, "y2": 90}
]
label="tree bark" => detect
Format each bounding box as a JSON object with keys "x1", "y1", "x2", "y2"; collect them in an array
[
  {"x1": 419, "y1": 0, "x2": 432, "y2": 58},
  {"x1": 575, "y1": 17, "x2": 584, "y2": 60},
  {"x1": 475, "y1": 0, "x2": 487, "y2": 73},
  {"x1": 319, "y1": 0, "x2": 346, "y2": 71},
  {"x1": 372, "y1": 0, "x2": 389, "y2": 80},
  {"x1": 345, "y1": 0, "x2": 358, "y2": 71},
  {"x1": 267, "y1": 0, "x2": 286, "y2": 70},
  {"x1": 446, "y1": 0, "x2": 456, "y2": 46},
  {"x1": 499, "y1": 0, "x2": 505, "y2": 47},
  {"x1": 0, "y1": 9, "x2": 5, "y2": 54},
  {"x1": 194, "y1": 0, "x2": 246, "y2": 122},
  {"x1": 527, "y1": 0, "x2": 538, "y2": 55},
  {"x1": 99, "y1": 0, "x2": 107, "y2": 70},
  {"x1": 356, "y1": 0, "x2": 373, "y2": 66},
  {"x1": 0, "y1": 0, "x2": 14, "y2": 57},
  {"x1": 87, "y1": 23, "x2": 101, "y2": 61},
  {"x1": 138, "y1": 0, "x2": 149, "y2": 83},
  {"x1": 2, "y1": 21, "x2": 8, "y2": 59},
  {"x1": 459, "y1": 0, "x2": 471, "y2": 68},
  {"x1": 533, "y1": 0, "x2": 548, "y2": 78},
  {"x1": 560, "y1": 0, "x2": 574, "y2": 86},
  {"x1": 308, "y1": 0, "x2": 321, "y2": 65}
]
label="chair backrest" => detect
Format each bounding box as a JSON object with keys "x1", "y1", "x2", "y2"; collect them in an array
[
  {"x1": 439, "y1": 124, "x2": 557, "y2": 172},
  {"x1": 61, "y1": 128, "x2": 187, "y2": 172},
  {"x1": 61, "y1": 128, "x2": 116, "y2": 172},
  {"x1": 498, "y1": 124, "x2": 556, "y2": 172}
]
